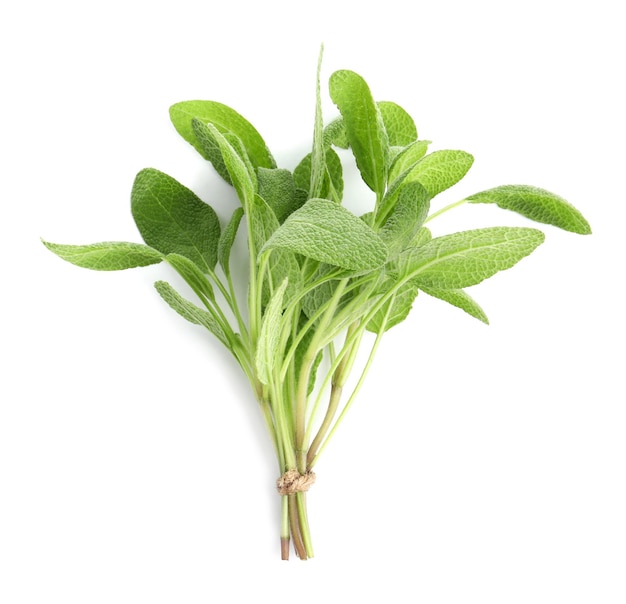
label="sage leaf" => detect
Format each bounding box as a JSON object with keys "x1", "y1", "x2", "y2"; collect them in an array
[
  {"x1": 388, "y1": 140, "x2": 431, "y2": 184},
  {"x1": 131, "y1": 168, "x2": 221, "y2": 272},
  {"x1": 377, "y1": 101, "x2": 418, "y2": 146},
  {"x1": 396, "y1": 227, "x2": 545, "y2": 288},
  {"x1": 250, "y1": 194, "x2": 302, "y2": 304},
  {"x1": 293, "y1": 147, "x2": 344, "y2": 202},
  {"x1": 402, "y1": 150, "x2": 474, "y2": 198},
  {"x1": 263, "y1": 198, "x2": 388, "y2": 272},
  {"x1": 378, "y1": 181, "x2": 430, "y2": 257},
  {"x1": 196, "y1": 122, "x2": 256, "y2": 207},
  {"x1": 218, "y1": 207, "x2": 244, "y2": 275},
  {"x1": 467, "y1": 185, "x2": 592, "y2": 234},
  {"x1": 366, "y1": 279, "x2": 419, "y2": 333},
  {"x1": 169, "y1": 100, "x2": 275, "y2": 170},
  {"x1": 420, "y1": 287, "x2": 489, "y2": 324},
  {"x1": 323, "y1": 117, "x2": 349, "y2": 148},
  {"x1": 154, "y1": 280, "x2": 228, "y2": 346},
  {"x1": 257, "y1": 168, "x2": 299, "y2": 223},
  {"x1": 329, "y1": 70, "x2": 389, "y2": 195},
  {"x1": 42, "y1": 240, "x2": 164, "y2": 271},
  {"x1": 256, "y1": 278, "x2": 289, "y2": 385},
  {"x1": 165, "y1": 253, "x2": 215, "y2": 303}
]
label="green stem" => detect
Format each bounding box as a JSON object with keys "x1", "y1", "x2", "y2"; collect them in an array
[{"x1": 424, "y1": 198, "x2": 469, "y2": 223}]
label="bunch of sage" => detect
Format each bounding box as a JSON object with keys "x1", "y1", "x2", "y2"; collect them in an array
[{"x1": 43, "y1": 51, "x2": 591, "y2": 559}]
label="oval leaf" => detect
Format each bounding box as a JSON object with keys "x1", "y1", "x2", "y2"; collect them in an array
[
  {"x1": 397, "y1": 226, "x2": 545, "y2": 288},
  {"x1": 131, "y1": 168, "x2": 221, "y2": 272},
  {"x1": 467, "y1": 185, "x2": 592, "y2": 234},
  {"x1": 262, "y1": 198, "x2": 388, "y2": 272},
  {"x1": 42, "y1": 240, "x2": 163, "y2": 271},
  {"x1": 403, "y1": 150, "x2": 474, "y2": 198},
  {"x1": 169, "y1": 100, "x2": 275, "y2": 170},
  {"x1": 329, "y1": 70, "x2": 389, "y2": 195},
  {"x1": 377, "y1": 101, "x2": 418, "y2": 147}
]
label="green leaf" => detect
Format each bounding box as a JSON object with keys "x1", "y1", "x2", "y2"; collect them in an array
[
  {"x1": 195, "y1": 122, "x2": 256, "y2": 207},
  {"x1": 377, "y1": 101, "x2": 417, "y2": 147},
  {"x1": 366, "y1": 279, "x2": 419, "y2": 333},
  {"x1": 396, "y1": 226, "x2": 545, "y2": 288},
  {"x1": 293, "y1": 147, "x2": 344, "y2": 202},
  {"x1": 169, "y1": 100, "x2": 275, "y2": 170},
  {"x1": 310, "y1": 45, "x2": 326, "y2": 200},
  {"x1": 131, "y1": 168, "x2": 221, "y2": 272},
  {"x1": 388, "y1": 140, "x2": 431, "y2": 184},
  {"x1": 323, "y1": 117, "x2": 349, "y2": 148},
  {"x1": 250, "y1": 194, "x2": 302, "y2": 305},
  {"x1": 257, "y1": 168, "x2": 299, "y2": 223},
  {"x1": 420, "y1": 287, "x2": 489, "y2": 324},
  {"x1": 42, "y1": 240, "x2": 164, "y2": 271},
  {"x1": 466, "y1": 185, "x2": 592, "y2": 234},
  {"x1": 329, "y1": 70, "x2": 389, "y2": 195},
  {"x1": 263, "y1": 198, "x2": 388, "y2": 272},
  {"x1": 154, "y1": 281, "x2": 228, "y2": 346},
  {"x1": 378, "y1": 181, "x2": 430, "y2": 256},
  {"x1": 165, "y1": 253, "x2": 215, "y2": 302},
  {"x1": 402, "y1": 150, "x2": 474, "y2": 198},
  {"x1": 256, "y1": 278, "x2": 289, "y2": 385},
  {"x1": 218, "y1": 207, "x2": 244, "y2": 274}
]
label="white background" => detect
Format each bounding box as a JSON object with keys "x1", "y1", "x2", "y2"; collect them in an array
[{"x1": 2, "y1": 1, "x2": 624, "y2": 602}]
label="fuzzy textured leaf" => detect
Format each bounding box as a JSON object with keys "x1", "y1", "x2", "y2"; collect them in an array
[
  {"x1": 366, "y1": 279, "x2": 419, "y2": 333},
  {"x1": 388, "y1": 140, "x2": 431, "y2": 184},
  {"x1": 420, "y1": 287, "x2": 489, "y2": 324},
  {"x1": 131, "y1": 168, "x2": 221, "y2": 272},
  {"x1": 169, "y1": 100, "x2": 275, "y2": 170},
  {"x1": 43, "y1": 240, "x2": 164, "y2": 271},
  {"x1": 258, "y1": 168, "x2": 299, "y2": 223},
  {"x1": 256, "y1": 278, "x2": 289, "y2": 385},
  {"x1": 154, "y1": 280, "x2": 228, "y2": 346},
  {"x1": 378, "y1": 182, "x2": 431, "y2": 257},
  {"x1": 377, "y1": 101, "x2": 417, "y2": 147},
  {"x1": 329, "y1": 70, "x2": 389, "y2": 194},
  {"x1": 218, "y1": 207, "x2": 244, "y2": 275},
  {"x1": 396, "y1": 227, "x2": 545, "y2": 288},
  {"x1": 467, "y1": 185, "x2": 592, "y2": 234},
  {"x1": 402, "y1": 150, "x2": 474, "y2": 197},
  {"x1": 263, "y1": 198, "x2": 388, "y2": 272},
  {"x1": 293, "y1": 147, "x2": 344, "y2": 202}
]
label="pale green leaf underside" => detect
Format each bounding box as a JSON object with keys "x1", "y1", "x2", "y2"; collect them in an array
[
  {"x1": 397, "y1": 226, "x2": 545, "y2": 288},
  {"x1": 256, "y1": 278, "x2": 289, "y2": 385},
  {"x1": 202, "y1": 123, "x2": 256, "y2": 208},
  {"x1": 366, "y1": 279, "x2": 419, "y2": 333},
  {"x1": 131, "y1": 168, "x2": 220, "y2": 272},
  {"x1": 420, "y1": 287, "x2": 489, "y2": 324},
  {"x1": 43, "y1": 240, "x2": 164, "y2": 271},
  {"x1": 169, "y1": 100, "x2": 275, "y2": 170},
  {"x1": 218, "y1": 207, "x2": 244, "y2": 274},
  {"x1": 329, "y1": 70, "x2": 389, "y2": 195},
  {"x1": 293, "y1": 147, "x2": 344, "y2": 202},
  {"x1": 262, "y1": 198, "x2": 388, "y2": 272},
  {"x1": 154, "y1": 280, "x2": 228, "y2": 346},
  {"x1": 467, "y1": 184, "x2": 592, "y2": 234},
  {"x1": 165, "y1": 253, "x2": 215, "y2": 302}
]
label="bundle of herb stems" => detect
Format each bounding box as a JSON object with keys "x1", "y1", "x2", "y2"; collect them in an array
[{"x1": 43, "y1": 48, "x2": 591, "y2": 559}]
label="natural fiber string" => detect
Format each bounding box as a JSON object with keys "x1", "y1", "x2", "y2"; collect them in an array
[{"x1": 276, "y1": 469, "x2": 316, "y2": 496}]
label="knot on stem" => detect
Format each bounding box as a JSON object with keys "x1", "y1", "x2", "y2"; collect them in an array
[{"x1": 276, "y1": 469, "x2": 316, "y2": 496}]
